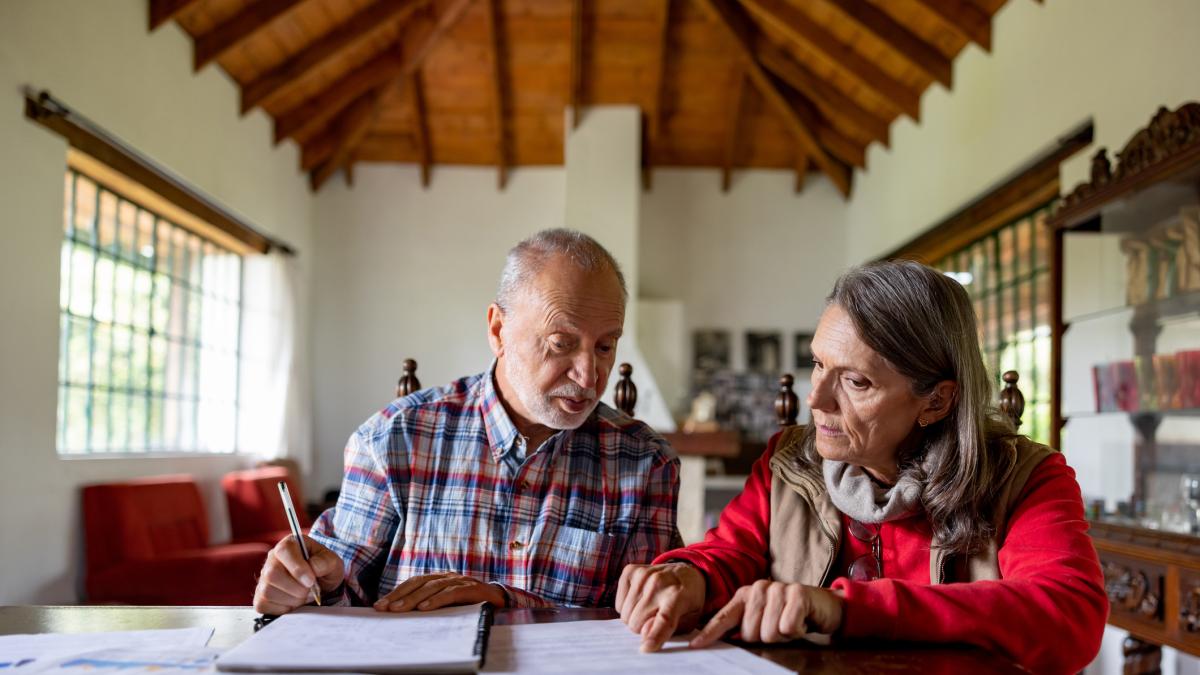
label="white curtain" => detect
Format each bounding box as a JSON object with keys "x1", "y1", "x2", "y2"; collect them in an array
[{"x1": 237, "y1": 251, "x2": 313, "y2": 474}]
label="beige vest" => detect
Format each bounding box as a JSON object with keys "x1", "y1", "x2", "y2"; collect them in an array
[{"x1": 766, "y1": 426, "x2": 1056, "y2": 586}]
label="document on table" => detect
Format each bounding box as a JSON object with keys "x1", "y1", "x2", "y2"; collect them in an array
[
  {"x1": 0, "y1": 627, "x2": 213, "y2": 670},
  {"x1": 21, "y1": 646, "x2": 222, "y2": 674},
  {"x1": 215, "y1": 604, "x2": 489, "y2": 674},
  {"x1": 481, "y1": 619, "x2": 791, "y2": 674}
]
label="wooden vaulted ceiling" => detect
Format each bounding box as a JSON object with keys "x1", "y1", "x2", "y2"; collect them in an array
[{"x1": 150, "y1": 0, "x2": 1012, "y2": 195}]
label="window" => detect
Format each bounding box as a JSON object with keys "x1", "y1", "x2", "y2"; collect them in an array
[
  {"x1": 936, "y1": 204, "x2": 1054, "y2": 444},
  {"x1": 57, "y1": 169, "x2": 243, "y2": 454}
]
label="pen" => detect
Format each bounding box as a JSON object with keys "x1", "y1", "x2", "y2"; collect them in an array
[{"x1": 277, "y1": 480, "x2": 321, "y2": 606}]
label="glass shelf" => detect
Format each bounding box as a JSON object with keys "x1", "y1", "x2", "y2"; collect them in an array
[
  {"x1": 1067, "y1": 289, "x2": 1200, "y2": 329},
  {"x1": 1065, "y1": 408, "x2": 1200, "y2": 420}
]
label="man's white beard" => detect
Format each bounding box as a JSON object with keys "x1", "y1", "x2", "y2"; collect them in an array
[{"x1": 503, "y1": 355, "x2": 599, "y2": 430}]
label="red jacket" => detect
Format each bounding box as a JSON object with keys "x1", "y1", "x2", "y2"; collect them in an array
[{"x1": 656, "y1": 434, "x2": 1108, "y2": 674}]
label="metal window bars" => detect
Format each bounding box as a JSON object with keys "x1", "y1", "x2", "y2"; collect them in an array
[{"x1": 56, "y1": 169, "x2": 243, "y2": 454}]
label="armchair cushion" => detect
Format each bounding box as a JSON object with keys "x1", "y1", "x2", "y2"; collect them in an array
[
  {"x1": 82, "y1": 475, "x2": 269, "y2": 605},
  {"x1": 222, "y1": 466, "x2": 308, "y2": 547}
]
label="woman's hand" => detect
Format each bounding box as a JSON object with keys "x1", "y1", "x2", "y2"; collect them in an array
[
  {"x1": 691, "y1": 580, "x2": 844, "y2": 647},
  {"x1": 616, "y1": 562, "x2": 707, "y2": 652}
]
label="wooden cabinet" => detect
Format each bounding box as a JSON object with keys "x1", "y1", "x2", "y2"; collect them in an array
[{"x1": 1049, "y1": 102, "x2": 1200, "y2": 667}]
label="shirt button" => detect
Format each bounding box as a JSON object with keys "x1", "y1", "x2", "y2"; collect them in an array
[
  {"x1": 520, "y1": 480, "x2": 531, "y2": 491},
  {"x1": 509, "y1": 540, "x2": 524, "y2": 550}
]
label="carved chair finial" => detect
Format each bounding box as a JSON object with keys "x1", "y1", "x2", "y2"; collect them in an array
[
  {"x1": 1000, "y1": 370, "x2": 1025, "y2": 429},
  {"x1": 775, "y1": 374, "x2": 799, "y2": 427},
  {"x1": 614, "y1": 363, "x2": 637, "y2": 417},
  {"x1": 397, "y1": 358, "x2": 421, "y2": 398}
]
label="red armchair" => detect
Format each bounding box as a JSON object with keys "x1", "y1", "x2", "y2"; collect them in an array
[
  {"x1": 221, "y1": 466, "x2": 309, "y2": 547},
  {"x1": 82, "y1": 475, "x2": 269, "y2": 605}
]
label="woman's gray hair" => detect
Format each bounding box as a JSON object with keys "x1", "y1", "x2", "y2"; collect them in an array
[
  {"x1": 797, "y1": 259, "x2": 1018, "y2": 556},
  {"x1": 495, "y1": 229, "x2": 627, "y2": 311}
]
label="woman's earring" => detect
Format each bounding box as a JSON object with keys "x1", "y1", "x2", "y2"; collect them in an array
[{"x1": 917, "y1": 418, "x2": 929, "y2": 428}]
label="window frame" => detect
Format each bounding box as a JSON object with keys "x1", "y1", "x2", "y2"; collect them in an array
[{"x1": 57, "y1": 166, "x2": 246, "y2": 456}]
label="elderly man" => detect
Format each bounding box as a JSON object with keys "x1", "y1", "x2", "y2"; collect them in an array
[{"x1": 254, "y1": 229, "x2": 681, "y2": 613}]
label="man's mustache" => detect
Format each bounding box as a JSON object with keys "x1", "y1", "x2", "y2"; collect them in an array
[{"x1": 548, "y1": 383, "x2": 597, "y2": 400}]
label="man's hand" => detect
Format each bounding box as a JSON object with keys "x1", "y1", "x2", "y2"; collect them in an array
[
  {"x1": 253, "y1": 535, "x2": 345, "y2": 615},
  {"x1": 374, "y1": 573, "x2": 507, "y2": 612},
  {"x1": 616, "y1": 562, "x2": 707, "y2": 653},
  {"x1": 689, "y1": 580, "x2": 844, "y2": 648}
]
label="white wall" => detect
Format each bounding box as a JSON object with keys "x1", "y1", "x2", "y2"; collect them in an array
[
  {"x1": 640, "y1": 169, "x2": 845, "y2": 417},
  {"x1": 0, "y1": 0, "x2": 313, "y2": 603},
  {"x1": 310, "y1": 165, "x2": 569, "y2": 491},
  {"x1": 845, "y1": 0, "x2": 1200, "y2": 264}
]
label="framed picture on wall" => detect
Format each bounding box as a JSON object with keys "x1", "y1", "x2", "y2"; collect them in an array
[
  {"x1": 794, "y1": 332, "x2": 814, "y2": 370},
  {"x1": 692, "y1": 329, "x2": 731, "y2": 387},
  {"x1": 746, "y1": 331, "x2": 782, "y2": 375}
]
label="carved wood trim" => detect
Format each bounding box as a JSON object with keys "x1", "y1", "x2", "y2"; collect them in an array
[
  {"x1": 1050, "y1": 102, "x2": 1200, "y2": 231},
  {"x1": 1093, "y1": 520, "x2": 1200, "y2": 656}
]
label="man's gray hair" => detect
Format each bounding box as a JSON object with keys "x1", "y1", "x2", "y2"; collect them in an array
[{"x1": 495, "y1": 229, "x2": 628, "y2": 311}]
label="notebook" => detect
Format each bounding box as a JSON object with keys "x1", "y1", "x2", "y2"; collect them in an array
[{"x1": 216, "y1": 603, "x2": 492, "y2": 674}]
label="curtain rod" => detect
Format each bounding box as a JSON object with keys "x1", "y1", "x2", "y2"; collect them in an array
[{"x1": 23, "y1": 87, "x2": 296, "y2": 257}]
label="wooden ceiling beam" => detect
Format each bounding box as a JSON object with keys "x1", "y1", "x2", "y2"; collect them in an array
[
  {"x1": 643, "y1": 0, "x2": 671, "y2": 190},
  {"x1": 819, "y1": 0, "x2": 952, "y2": 88},
  {"x1": 569, "y1": 0, "x2": 585, "y2": 129},
  {"x1": 240, "y1": 0, "x2": 426, "y2": 115},
  {"x1": 409, "y1": 71, "x2": 431, "y2": 187},
  {"x1": 911, "y1": 0, "x2": 992, "y2": 52},
  {"x1": 794, "y1": 153, "x2": 808, "y2": 193},
  {"x1": 482, "y1": 0, "x2": 509, "y2": 189},
  {"x1": 696, "y1": 0, "x2": 850, "y2": 197},
  {"x1": 721, "y1": 69, "x2": 747, "y2": 192},
  {"x1": 300, "y1": 0, "x2": 473, "y2": 186},
  {"x1": 756, "y1": 42, "x2": 890, "y2": 148},
  {"x1": 193, "y1": 0, "x2": 307, "y2": 71},
  {"x1": 738, "y1": 0, "x2": 920, "y2": 121},
  {"x1": 275, "y1": 0, "x2": 471, "y2": 145},
  {"x1": 310, "y1": 87, "x2": 385, "y2": 191},
  {"x1": 149, "y1": 0, "x2": 204, "y2": 31},
  {"x1": 817, "y1": 126, "x2": 865, "y2": 169},
  {"x1": 274, "y1": 50, "x2": 406, "y2": 145}
]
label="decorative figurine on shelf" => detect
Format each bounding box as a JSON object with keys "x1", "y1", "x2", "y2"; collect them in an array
[
  {"x1": 1181, "y1": 207, "x2": 1200, "y2": 292},
  {"x1": 1090, "y1": 148, "x2": 1112, "y2": 186},
  {"x1": 682, "y1": 390, "x2": 720, "y2": 433},
  {"x1": 1149, "y1": 230, "x2": 1179, "y2": 300},
  {"x1": 1121, "y1": 237, "x2": 1153, "y2": 305}
]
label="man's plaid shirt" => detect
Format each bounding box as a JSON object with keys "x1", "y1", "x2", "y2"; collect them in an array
[{"x1": 310, "y1": 365, "x2": 682, "y2": 608}]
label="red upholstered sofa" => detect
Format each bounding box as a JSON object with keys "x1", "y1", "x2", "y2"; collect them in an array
[
  {"x1": 82, "y1": 475, "x2": 269, "y2": 605},
  {"x1": 221, "y1": 466, "x2": 310, "y2": 547}
]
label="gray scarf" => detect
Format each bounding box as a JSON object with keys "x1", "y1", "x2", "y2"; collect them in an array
[{"x1": 822, "y1": 459, "x2": 923, "y2": 524}]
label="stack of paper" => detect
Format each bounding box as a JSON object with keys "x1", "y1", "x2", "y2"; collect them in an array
[{"x1": 216, "y1": 604, "x2": 488, "y2": 674}]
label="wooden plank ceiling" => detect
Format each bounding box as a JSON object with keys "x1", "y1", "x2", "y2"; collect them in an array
[{"x1": 151, "y1": 0, "x2": 1010, "y2": 194}]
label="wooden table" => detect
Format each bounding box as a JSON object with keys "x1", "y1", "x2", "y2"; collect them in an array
[{"x1": 0, "y1": 605, "x2": 1024, "y2": 674}]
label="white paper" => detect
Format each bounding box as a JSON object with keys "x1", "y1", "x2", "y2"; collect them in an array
[
  {"x1": 216, "y1": 604, "x2": 485, "y2": 673},
  {"x1": 0, "y1": 627, "x2": 213, "y2": 671},
  {"x1": 22, "y1": 647, "x2": 222, "y2": 674},
  {"x1": 481, "y1": 619, "x2": 791, "y2": 674}
]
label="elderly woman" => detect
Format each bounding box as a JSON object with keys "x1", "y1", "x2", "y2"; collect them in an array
[{"x1": 617, "y1": 261, "x2": 1107, "y2": 674}]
